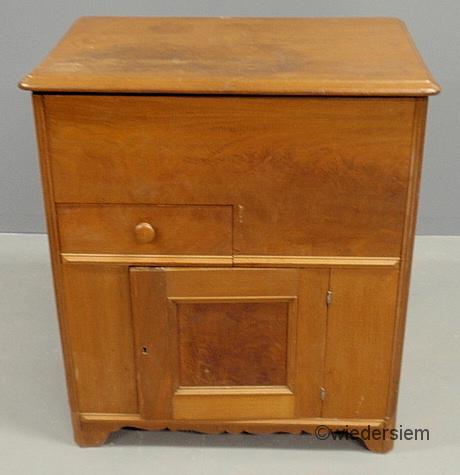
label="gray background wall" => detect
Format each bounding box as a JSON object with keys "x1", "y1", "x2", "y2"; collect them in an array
[{"x1": 2, "y1": 1, "x2": 459, "y2": 234}]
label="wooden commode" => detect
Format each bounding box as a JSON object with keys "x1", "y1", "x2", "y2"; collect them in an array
[{"x1": 20, "y1": 17, "x2": 440, "y2": 452}]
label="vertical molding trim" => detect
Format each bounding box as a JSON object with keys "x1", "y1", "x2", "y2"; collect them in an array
[
  {"x1": 32, "y1": 93, "x2": 83, "y2": 434},
  {"x1": 385, "y1": 97, "x2": 428, "y2": 423}
]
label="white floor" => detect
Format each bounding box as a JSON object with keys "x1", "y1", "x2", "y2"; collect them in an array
[{"x1": 1, "y1": 234, "x2": 459, "y2": 474}]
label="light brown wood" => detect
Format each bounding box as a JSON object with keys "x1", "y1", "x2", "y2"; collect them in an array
[
  {"x1": 322, "y1": 268, "x2": 400, "y2": 419},
  {"x1": 22, "y1": 17, "x2": 439, "y2": 452},
  {"x1": 47, "y1": 95, "x2": 414, "y2": 257},
  {"x1": 61, "y1": 253, "x2": 399, "y2": 268},
  {"x1": 177, "y1": 301, "x2": 289, "y2": 386},
  {"x1": 57, "y1": 204, "x2": 232, "y2": 255},
  {"x1": 74, "y1": 423, "x2": 112, "y2": 447},
  {"x1": 61, "y1": 253, "x2": 233, "y2": 266},
  {"x1": 386, "y1": 97, "x2": 429, "y2": 433},
  {"x1": 32, "y1": 94, "x2": 85, "y2": 444},
  {"x1": 174, "y1": 386, "x2": 293, "y2": 396},
  {"x1": 61, "y1": 262, "x2": 138, "y2": 413},
  {"x1": 134, "y1": 222, "x2": 156, "y2": 243},
  {"x1": 129, "y1": 268, "x2": 328, "y2": 421},
  {"x1": 77, "y1": 414, "x2": 391, "y2": 452},
  {"x1": 234, "y1": 256, "x2": 400, "y2": 268},
  {"x1": 174, "y1": 394, "x2": 295, "y2": 421},
  {"x1": 294, "y1": 269, "x2": 330, "y2": 417},
  {"x1": 19, "y1": 17, "x2": 439, "y2": 96}
]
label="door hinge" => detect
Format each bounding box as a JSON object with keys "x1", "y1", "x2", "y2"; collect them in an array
[
  {"x1": 320, "y1": 387, "x2": 327, "y2": 401},
  {"x1": 326, "y1": 289, "x2": 333, "y2": 305}
]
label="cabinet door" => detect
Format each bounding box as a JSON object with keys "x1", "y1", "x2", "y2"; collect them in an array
[
  {"x1": 322, "y1": 268, "x2": 399, "y2": 419},
  {"x1": 130, "y1": 267, "x2": 328, "y2": 420}
]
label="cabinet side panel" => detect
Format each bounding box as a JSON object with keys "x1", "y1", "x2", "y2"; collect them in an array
[
  {"x1": 31, "y1": 94, "x2": 82, "y2": 431},
  {"x1": 386, "y1": 97, "x2": 428, "y2": 422},
  {"x1": 62, "y1": 263, "x2": 138, "y2": 413},
  {"x1": 323, "y1": 268, "x2": 399, "y2": 419}
]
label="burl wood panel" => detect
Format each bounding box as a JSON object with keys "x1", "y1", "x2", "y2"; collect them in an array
[
  {"x1": 322, "y1": 268, "x2": 399, "y2": 419},
  {"x1": 45, "y1": 95, "x2": 415, "y2": 257},
  {"x1": 57, "y1": 204, "x2": 232, "y2": 255},
  {"x1": 19, "y1": 17, "x2": 439, "y2": 95},
  {"x1": 61, "y1": 263, "x2": 138, "y2": 413},
  {"x1": 178, "y1": 302, "x2": 289, "y2": 386}
]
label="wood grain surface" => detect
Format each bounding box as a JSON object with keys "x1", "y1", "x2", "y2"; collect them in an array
[
  {"x1": 322, "y1": 268, "x2": 400, "y2": 419},
  {"x1": 20, "y1": 17, "x2": 440, "y2": 95},
  {"x1": 61, "y1": 263, "x2": 138, "y2": 413},
  {"x1": 57, "y1": 204, "x2": 232, "y2": 255},
  {"x1": 178, "y1": 301, "x2": 289, "y2": 386},
  {"x1": 22, "y1": 17, "x2": 439, "y2": 451},
  {"x1": 130, "y1": 267, "x2": 328, "y2": 421},
  {"x1": 46, "y1": 95, "x2": 414, "y2": 257}
]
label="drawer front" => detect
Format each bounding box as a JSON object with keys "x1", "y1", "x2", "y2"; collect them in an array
[
  {"x1": 57, "y1": 204, "x2": 232, "y2": 255},
  {"x1": 46, "y1": 95, "x2": 416, "y2": 257}
]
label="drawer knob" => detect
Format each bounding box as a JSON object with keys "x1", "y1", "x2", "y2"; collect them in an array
[{"x1": 134, "y1": 222, "x2": 156, "y2": 243}]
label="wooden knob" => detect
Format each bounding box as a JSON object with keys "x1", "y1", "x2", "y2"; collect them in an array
[{"x1": 134, "y1": 222, "x2": 156, "y2": 243}]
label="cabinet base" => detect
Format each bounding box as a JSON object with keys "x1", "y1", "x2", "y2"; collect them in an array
[
  {"x1": 75, "y1": 425, "x2": 112, "y2": 447},
  {"x1": 75, "y1": 414, "x2": 394, "y2": 453}
]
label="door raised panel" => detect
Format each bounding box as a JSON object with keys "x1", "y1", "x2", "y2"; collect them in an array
[{"x1": 178, "y1": 301, "x2": 289, "y2": 386}]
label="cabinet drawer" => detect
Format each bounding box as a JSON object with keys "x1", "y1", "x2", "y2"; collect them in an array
[{"x1": 57, "y1": 204, "x2": 232, "y2": 255}]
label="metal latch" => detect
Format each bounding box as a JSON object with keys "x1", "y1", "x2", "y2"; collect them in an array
[{"x1": 320, "y1": 387, "x2": 327, "y2": 401}]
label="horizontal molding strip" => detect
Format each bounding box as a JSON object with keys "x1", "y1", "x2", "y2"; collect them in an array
[
  {"x1": 61, "y1": 254, "x2": 233, "y2": 266},
  {"x1": 170, "y1": 296, "x2": 296, "y2": 304},
  {"x1": 61, "y1": 253, "x2": 400, "y2": 267},
  {"x1": 79, "y1": 413, "x2": 385, "y2": 430},
  {"x1": 234, "y1": 255, "x2": 400, "y2": 267},
  {"x1": 175, "y1": 385, "x2": 294, "y2": 396}
]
